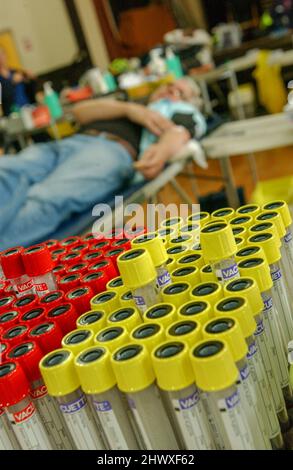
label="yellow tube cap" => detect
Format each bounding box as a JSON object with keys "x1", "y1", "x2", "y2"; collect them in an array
[
  {"x1": 235, "y1": 237, "x2": 245, "y2": 249},
  {"x1": 238, "y1": 257, "x2": 273, "y2": 292},
  {"x1": 107, "y1": 307, "x2": 142, "y2": 333},
  {"x1": 156, "y1": 227, "x2": 177, "y2": 245},
  {"x1": 160, "y1": 217, "x2": 184, "y2": 231},
  {"x1": 177, "y1": 252, "x2": 204, "y2": 269},
  {"x1": 188, "y1": 212, "x2": 210, "y2": 225},
  {"x1": 190, "y1": 282, "x2": 223, "y2": 309},
  {"x1": 232, "y1": 226, "x2": 247, "y2": 240},
  {"x1": 224, "y1": 277, "x2": 263, "y2": 318},
  {"x1": 76, "y1": 310, "x2": 106, "y2": 335},
  {"x1": 235, "y1": 244, "x2": 266, "y2": 263},
  {"x1": 166, "y1": 257, "x2": 177, "y2": 272},
  {"x1": 119, "y1": 290, "x2": 136, "y2": 308},
  {"x1": 180, "y1": 223, "x2": 200, "y2": 240},
  {"x1": 248, "y1": 232, "x2": 281, "y2": 265},
  {"x1": 215, "y1": 296, "x2": 256, "y2": 339},
  {"x1": 131, "y1": 233, "x2": 168, "y2": 268},
  {"x1": 162, "y1": 283, "x2": 191, "y2": 309},
  {"x1": 75, "y1": 346, "x2": 116, "y2": 394},
  {"x1": 40, "y1": 349, "x2": 79, "y2": 397},
  {"x1": 171, "y1": 266, "x2": 200, "y2": 286},
  {"x1": 201, "y1": 222, "x2": 237, "y2": 262},
  {"x1": 62, "y1": 328, "x2": 94, "y2": 356},
  {"x1": 256, "y1": 211, "x2": 286, "y2": 239},
  {"x1": 166, "y1": 319, "x2": 202, "y2": 347},
  {"x1": 106, "y1": 277, "x2": 127, "y2": 295},
  {"x1": 178, "y1": 300, "x2": 213, "y2": 325},
  {"x1": 152, "y1": 341, "x2": 195, "y2": 391},
  {"x1": 91, "y1": 290, "x2": 120, "y2": 314},
  {"x1": 111, "y1": 343, "x2": 155, "y2": 393},
  {"x1": 236, "y1": 204, "x2": 261, "y2": 219},
  {"x1": 230, "y1": 215, "x2": 254, "y2": 230},
  {"x1": 211, "y1": 207, "x2": 235, "y2": 223},
  {"x1": 190, "y1": 339, "x2": 238, "y2": 391},
  {"x1": 200, "y1": 265, "x2": 217, "y2": 283},
  {"x1": 249, "y1": 221, "x2": 280, "y2": 247},
  {"x1": 118, "y1": 249, "x2": 156, "y2": 290},
  {"x1": 263, "y1": 201, "x2": 292, "y2": 229},
  {"x1": 94, "y1": 325, "x2": 129, "y2": 353},
  {"x1": 203, "y1": 317, "x2": 247, "y2": 363},
  {"x1": 144, "y1": 303, "x2": 177, "y2": 328},
  {"x1": 169, "y1": 234, "x2": 193, "y2": 249},
  {"x1": 130, "y1": 323, "x2": 165, "y2": 354},
  {"x1": 166, "y1": 244, "x2": 189, "y2": 261}
]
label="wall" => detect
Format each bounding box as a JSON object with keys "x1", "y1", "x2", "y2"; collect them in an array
[
  {"x1": 74, "y1": 0, "x2": 110, "y2": 70},
  {"x1": 0, "y1": 0, "x2": 78, "y2": 74}
]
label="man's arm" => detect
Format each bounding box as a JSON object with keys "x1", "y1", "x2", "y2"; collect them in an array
[
  {"x1": 72, "y1": 99, "x2": 173, "y2": 136},
  {"x1": 135, "y1": 125, "x2": 190, "y2": 180}
]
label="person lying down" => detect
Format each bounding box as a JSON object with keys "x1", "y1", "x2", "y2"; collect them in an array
[{"x1": 0, "y1": 78, "x2": 206, "y2": 250}]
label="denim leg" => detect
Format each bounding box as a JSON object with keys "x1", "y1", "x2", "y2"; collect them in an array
[{"x1": 0, "y1": 137, "x2": 134, "y2": 249}]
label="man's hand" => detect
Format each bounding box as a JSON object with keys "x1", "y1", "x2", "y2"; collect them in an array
[
  {"x1": 134, "y1": 143, "x2": 169, "y2": 180},
  {"x1": 126, "y1": 103, "x2": 173, "y2": 136},
  {"x1": 12, "y1": 72, "x2": 25, "y2": 84}
]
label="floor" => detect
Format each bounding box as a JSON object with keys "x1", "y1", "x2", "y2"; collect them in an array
[{"x1": 159, "y1": 146, "x2": 293, "y2": 206}]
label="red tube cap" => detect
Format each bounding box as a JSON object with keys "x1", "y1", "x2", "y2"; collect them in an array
[
  {"x1": 60, "y1": 237, "x2": 81, "y2": 249},
  {"x1": 20, "y1": 307, "x2": 47, "y2": 328},
  {"x1": 71, "y1": 244, "x2": 88, "y2": 256},
  {"x1": 60, "y1": 252, "x2": 83, "y2": 267},
  {"x1": 51, "y1": 248, "x2": 67, "y2": 263},
  {"x1": 53, "y1": 264, "x2": 67, "y2": 277},
  {"x1": 90, "y1": 240, "x2": 111, "y2": 253},
  {"x1": 82, "y1": 233, "x2": 103, "y2": 246},
  {"x1": 81, "y1": 271, "x2": 108, "y2": 295},
  {"x1": 1, "y1": 247, "x2": 26, "y2": 279},
  {"x1": 39, "y1": 291, "x2": 64, "y2": 310},
  {"x1": 88, "y1": 259, "x2": 118, "y2": 280},
  {"x1": 58, "y1": 274, "x2": 81, "y2": 293},
  {"x1": 0, "y1": 362, "x2": 30, "y2": 407},
  {"x1": 13, "y1": 294, "x2": 39, "y2": 314},
  {"x1": 0, "y1": 295, "x2": 16, "y2": 314},
  {"x1": 0, "y1": 342, "x2": 10, "y2": 363},
  {"x1": 65, "y1": 286, "x2": 93, "y2": 316},
  {"x1": 23, "y1": 245, "x2": 54, "y2": 277},
  {"x1": 82, "y1": 250, "x2": 104, "y2": 264},
  {"x1": 46, "y1": 303, "x2": 78, "y2": 335},
  {"x1": 105, "y1": 248, "x2": 124, "y2": 269},
  {"x1": 105, "y1": 228, "x2": 125, "y2": 240},
  {"x1": 0, "y1": 310, "x2": 20, "y2": 331},
  {"x1": 44, "y1": 240, "x2": 60, "y2": 252},
  {"x1": 67, "y1": 263, "x2": 88, "y2": 276},
  {"x1": 110, "y1": 238, "x2": 131, "y2": 251},
  {"x1": 1, "y1": 323, "x2": 29, "y2": 347},
  {"x1": 124, "y1": 225, "x2": 146, "y2": 240},
  {"x1": 7, "y1": 341, "x2": 43, "y2": 383},
  {"x1": 28, "y1": 321, "x2": 63, "y2": 354}
]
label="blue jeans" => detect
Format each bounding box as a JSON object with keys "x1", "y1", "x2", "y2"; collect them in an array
[{"x1": 0, "y1": 134, "x2": 134, "y2": 249}]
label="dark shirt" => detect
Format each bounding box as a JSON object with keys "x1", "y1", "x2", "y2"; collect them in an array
[{"x1": 0, "y1": 70, "x2": 36, "y2": 116}]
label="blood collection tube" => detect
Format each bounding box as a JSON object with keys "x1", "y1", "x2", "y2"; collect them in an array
[
  {"x1": 169, "y1": 235, "x2": 193, "y2": 249},
  {"x1": 111, "y1": 238, "x2": 132, "y2": 251},
  {"x1": 118, "y1": 249, "x2": 160, "y2": 314},
  {"x1": 40, "y1": 349, "x2": 105, "y2": 449},
  {"x1": 180, "y1": 222, "x2": 201, "y2": 242},
  {"x1": 2, "y1": 324, "x2": 29, "y2": 348},
  {"x1": 61, "y1": 252, "x2": 83, "y2": 268},
  {"x1": 176, "y1": 252, "x2": 204, "y2": 270},
  {"x1": 166, "y1": 245, "x2": 189, "y2": 264},
  {"x1": 201, "y1": 222, "x2": 239, "y2": 284},
  {"x1": 13, "y1": 293, "x2": 39, "y2": 315},
  {"x1": 60, "y1": 237, "x2": 81, "y2": 250},
  {"x1": 238, "y1": 257, "x2": 290, "y2": 428},
  {"x1": 248, "y1": 232, "x2": 293, "y2": 348},
  {"x1": 67, "y1": 263, "x2": 88, "y2": 277},
  {"x1": 75, "y1": 346, "x2": 139, "y2": 450},
  {"x1": 39, "y1": 290, "x2": 64, "y2": 311},
  {"x1": 83, "y1": 250, "x2": 104, "y2": 265},
  {"x1": 152, "y1": 340, "x2": 215, "y2": 450},
  {"x1": 130, "y1": 323, "x2": 165, "y2": 353},
  {"x1": 51, "y1": 248, "x2": 67, "y2": 264},
  {"x1": 230, "y1": 215, "x2": 254, "y2": 231},
  {"x1": 232, "y1": 226, "x2": 247, "y2": 240},
  {"x1": 0, "y1": 342, "x2": 11, "y2": 363},
  {"x1": 8, "y1": 341, "x2": 74, "y2": 450},
  {"x1": 166, "y1": 319, "x2": 202, "y2": 347},
  {"x1": 91, "y1": 290, "x2": 120, "y2": 315},
  {"x1": 200, "y1": 264, "x2": 217, "y2": 283},
  {"x1": 211, "y1": 207, "x2": 235, "y2": 223},
  {"x1": 190, "y1": 282, "x2": 223, "y2": 312},
  {"x1": 82, "y1": 233, "x2": 100, "y2": 246},
  {"x1": 111, "y1": 343, "x2": 179, "y2": 450},
  {"x1": 76, "y1": 310, "x2": 106, "y2": 334},
  {"x1": 71, "y1": 243, "x2": 89, "y2": 257},
  {"x1": 81, "y1": 271, "x2": 108, "y2": 295},
  {"x1": 58, "y1": 273, "x2": 81, "y2": 293},
  {"x1": 0, "y1": 295, "x2": 16, "y2": 314},
  {"x1": 0, "y1": 310, "x2": 20, "y2": 331},
  {"x1": 144, "y1": 303, "x2": 177, "y2": 329},
  {"x1": 90, "y1": 240, "x2": 111, "y2": 254},
  {"x1": 0, "y1": 361, "x2": 52, "y2": 449},
  {"x1": 235, "y1": 237, "x2": 245, "y2": 249},
  {"x1": 178, "y1": 300, "x2": 213, "y2": 325},
  {"x1": 190, "y1": 339, "x2": 255, "y2": 450},
  {"x1": 235, "y1": 244, "x2": 266, "y2": 264},
  {"x1": 46, "y1": 303, "x2": 78, "y2": 335},
  {"x1": 162, "y1": 283, "x2": 191, "y2": 308},
  {"x1": 224, "y1": 277, "x2": 284, "y2": 449},
  {"x1": 156, "y1": 227, "x2": 177, "y2": 246},
  {"x1": 119, "y1": 291, "x2": 136, "y2": 309},
  {"x1": 94, "y1": 326, "x2": 129, "y2": 353},
  {"x1": 28, "y1": 321, "x2": 63, "y2": 354},
  {"x1": 88, "y1": 259, "x2": 118, "y2": 280},
  {"x1": 203, "y1": 314, "x2": 270, "y2": 450},
  {"x1": 160, "y1": 217, "x2": 184, "y2": 232},
  {"x1": 0, "y1": 406, "x2": 19, "y2": 449},
  {"x1": 106, "y1": 277, "x2": 127, "y2": 295},
  {"x1": 53, "y1": 264, "x2": 67, "y2": 277},
  {"x1": 131, "y1": 233, "x2": 172, "y2": 290},
  {"x1": 106, "y1": 248, "x2": 125, "y2": 270},
  {"x1": 20, "y1": 307, "x2": 47, "y2": 328},
  {"x1": 107, "y1": 307, "x2": 142, "y2": 333},
  {"x1": 23, "y1": 245, "x2": 57, "y2": 296},
  {"x1": 1, "y1": 247, "x2": 35, "y2": 297},
  {"x1": 187, "y1": 211, "x2": 210, "y2": 226},
  {"x1": 65, "y1": 286, "x2": 93, "y2": 316},
  {"x1": 171, "y1": 266, "x2": 200, "y2": 287},
  {"x1": 62, "y1": 328, "x2": 94, "y2": 356}
]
